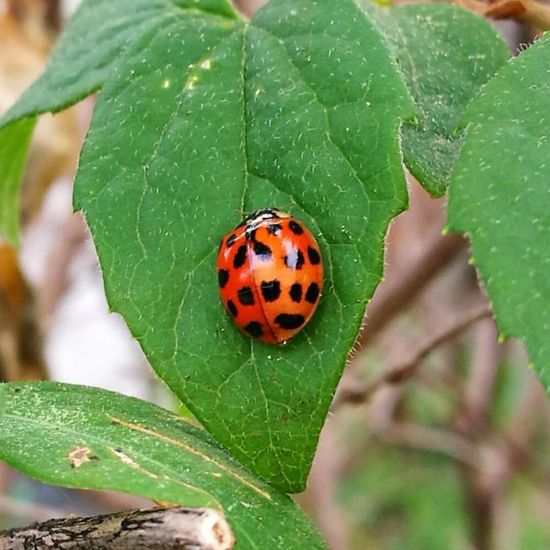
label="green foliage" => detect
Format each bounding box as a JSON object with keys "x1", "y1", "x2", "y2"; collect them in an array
[
  {"x1": 0, "y1": 0, "x2": 416, "y2": 494},
  {"x1": 0, "y1": 0, "x2": 549, "y2": 544},
  {"x1": 448, "y1": 33, "x2": 550, "y2": 385},
  {"x1": 361, "y1": 1, "x2": 510, "y2": 196},
  {"x1": 0, "y1": 119, "x2": 35, "y2": 244},
  {"x1": 71, "y1": 0, "x2": 412, "y2": 491},
  {"x1": 340, "y1": 446, "x2": 468, "y2": 550},
  {"x1": 0, "y1": 382, "x2": 326, "y2": 549},
  {"x1": 0, "y1": 0, "x2": 237, "y2": 129}
]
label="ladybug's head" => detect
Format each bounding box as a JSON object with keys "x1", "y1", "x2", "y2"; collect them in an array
[{"x1": 244, "y1": 208, "x2": 290, "y2": 225}]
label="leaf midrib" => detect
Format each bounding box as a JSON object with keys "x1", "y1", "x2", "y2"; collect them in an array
[{"x1": 2, "y1": 409, "x2": 269, "y2": 499}]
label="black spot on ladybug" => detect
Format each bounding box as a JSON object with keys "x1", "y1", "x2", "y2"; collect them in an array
[
  {"x1": 268, "y1": 224, "x2": 282, "y2": 235},
  {"x1": 261, "y1": 280, "x2": 281, "y2": 302},
  {"x1": 285, "y1": 249, "x2": 304, "y2": 270},
  {"x1": 275, "y1": 313, "x2": 305, "y2": 330},
  {"x1": 305, "y1": 282, "x2": 320, "y2": 304},
  {"x1": 226, "y1": 234, "x2": 237, "y2": 247},
  {"x1": 244, "y1": 321, "x2": 263, "y2": 338},
  {"x1": 218, "y1": 269, "x2": 229, "y2": 288},
  {"x1": 307, "y1": 246, "x2": 321, "y2": 265},
  {"x1": 289, "y1": 220, "x2": 304, "y2": 235},
  {"x1": 233, "y1": 245, "x2": 247, "y2": 269},
  {"x1": 227, "y1": 300, "x2": 238, "y2": 317},
  {"x1": 289, "y1": 283, "x2": 302, "y2": 303},
  {"x1": 254, "y1": 241, "x2": 272, "y2": 260},
  {"x1": 237, "y1": 286, "x2": 255, "y2": 306}
]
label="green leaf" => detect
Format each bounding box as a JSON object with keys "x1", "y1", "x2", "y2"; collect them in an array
[
  {"x1": 360, "y1": 1, "x2": 510, "y2": 196},
  {"x1": 0, "y1": 1, "x2": 237, "y2": 241},
  {"x1": 0, "y1": 118, "x2": 36, "y2": 244},
  {"x1": 73, "y1": 0, "x2": 412, "y2": 491},
  {"x1": 0, "y1": 0, "x2": 237, "y2": 130},
  {"x1": 0, "y1": 382, "x2": 327, "y2": 549},
  {"x1": 448, "y1": 34, "x2": 550, "y2": 384}
]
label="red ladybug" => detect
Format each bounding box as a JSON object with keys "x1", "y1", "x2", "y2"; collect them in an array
[{"x1": 217, "y1": 209, "x2": 323, "y2": 344}]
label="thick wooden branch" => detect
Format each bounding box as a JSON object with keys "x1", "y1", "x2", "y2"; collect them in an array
[{"x1": 0, "y1": 507, "x2": 235, "y2": 550}]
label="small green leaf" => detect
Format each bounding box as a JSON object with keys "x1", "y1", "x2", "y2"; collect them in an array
[
  {"x1": 0, "y1": 382, "x2": 327, "y2": 549},
  {"x1": 0, "y1": 0, "x2": 237, "y2": 130},
  {"x1": 73, "y1": 0, "x2": 413, "y2": 491},
  {"x1": 360, "y1": 1, "x2": 510, "y2": 196},
  {"x1": 0, "y1": 0, "x2": 235, "y2": 241},
  {"x1": 0, "y1": 118, "x2": 36, "y2": 244},
  {"x1": 448, "y1": 34, "x2": 550, "y2": 384}
]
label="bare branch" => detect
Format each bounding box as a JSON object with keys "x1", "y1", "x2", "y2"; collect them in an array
[
  {"x1": 382, "y1": 422, "x2": 480, "y2": 467},
  {"x1": 0, "y1": 507, "x2": 234, "y2": 550},
  {"x1": 454, "y1": 0, "x2": 550, "y2": 30},
  {"x1": 459, "y1": 319, "x2": 502, "y2": 434},
  {"x1": 39, "y1": 213, "x2": 88, "y2": 322},
  {"x1": 335, "y1": 304, "x2": 493, "y2": 408},
  {"x1": 358, "y1": 231, "x2": 467, "y2": 347}
]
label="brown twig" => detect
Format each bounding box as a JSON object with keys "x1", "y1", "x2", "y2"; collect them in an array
[
  {"x1": 0, "y1": 245, "x2": 47, "y2": 382},
  {"x1": 232, "y1": 0, "x2": 268, "y2": 17},
  {"x1": 0, "y1": 507, "x2": 234, "y2": 550},
  {"x1": 454, "y1": 0, "x2": 550, "y2": 30},
  {"x1": 5, "y1": 0, "x2": 62, "y2": 32},
  {"x1": 39, "y1": 212, "x2": 88, "y2": 322},
  {"x1": 335, "y1": 303, "x2": 493, "y2": 408},
  {"x1": 454, "y1": 319, "x2": 503, "y2": 550},
  {"x1": 382, "y1": 422, "x2": 480, "y2": 467},
  {"x1": 299, "y1": 421, "x2": 349, "y2": 550},
  {"x1": 358, "y1": 231, "x2": 467, "y2": 347},
  {"x1": 43, "y1": 0, "x2": 62, "y2": 31},
  {"x1": 458, "y1": 319, "x2": 502, "y2": 435}
]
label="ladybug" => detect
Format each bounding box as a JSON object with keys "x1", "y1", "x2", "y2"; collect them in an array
[{"x1": 217, "y1": 208, "x2": 323, "y2": 344}]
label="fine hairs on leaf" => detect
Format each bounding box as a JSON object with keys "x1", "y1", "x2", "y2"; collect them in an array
[
  {"x1": 448, "y1": 32, "x2": 550, "y2": 385},
  {"x1": 0, "y1": 0, "x2": 549, "y2": 547},
  {"x1": 0, "y1": 382, "x2": 327, "y2": 549},
  {"x1": 71, "y1": 0, "x2": 413, "y2": 492},
  {"x1": 359, "y1": 0, "x2": 510, "y2": 196}
]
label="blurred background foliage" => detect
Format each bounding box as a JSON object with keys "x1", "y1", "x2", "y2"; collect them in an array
[{"x1": 0, "y1": 0, "x2": 549, "y2": 548}]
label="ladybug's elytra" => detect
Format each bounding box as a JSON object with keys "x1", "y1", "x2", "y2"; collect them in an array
[{"x1": 217, "y1": 208, "x2": 324, "y2": 345}]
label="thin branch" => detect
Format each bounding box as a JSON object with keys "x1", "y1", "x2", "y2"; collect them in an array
[
  {"x1": 335, "y1": 304, "x2": 493, "y2": 408},
  {"x1": 454, "y1": 0, "x2": 550, "y2": 30},
  {"x1": 5, "y1": 0, "x2": 62, "y2": 32},
  {"x1": 300, "y1": 421, "x2": 349, "y2": 550},
  {"x1": 39, "y1": 213, "x2": 88, "y2": 322},
  {"x1": 453, "y1": 320, "x2": 502, "y2": 550},
  {"x1": 232, "y1": 0, "x2": 267, "y2": 17},
  {"x1": 43, "y1": 0, "x2": 62, "y2": 32},
  {"x1": 1, "y1": 507, "x2": 234, "y2": 550},
  {"x1": 381, "y1": 422, "x2": 480, "y2": 468},
  {"x1": 358, "y1": 231, "x2": 467, "y2": 347},
  {"x1": 459, "y1": 319, "x2": 502, "y2": 434}
]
